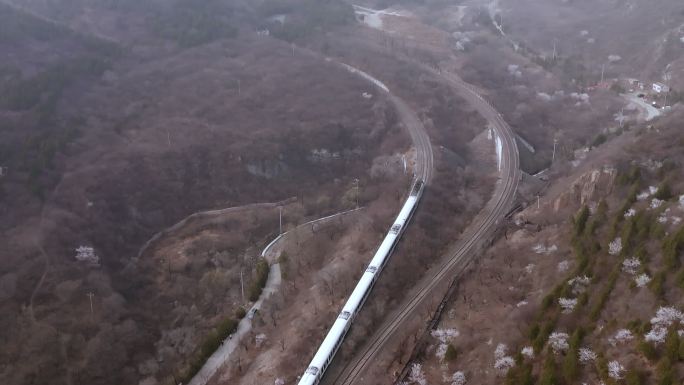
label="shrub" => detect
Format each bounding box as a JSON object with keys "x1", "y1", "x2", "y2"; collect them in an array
[
  {"x1": 627, "y1": 319, "x2": 643, "y2": 334},
  {"x1": 151, "y1": 1, "x2": 239, "y2": 47},
  {"x1": 235, "y1": 307, "x2": 246, "y2": 319},
  {"x1": 445, "y1": 343, "x2": 458, "y2": 361},
  {"x1": 590, "y1": 266, "x2": 620, "y2": 321},
  {"x1": 649, "y1": 271, "x2": 666, "y2": 299},
  {"x1": 617, "y1": 165, "x2": 641, "y2": 186},
  {"x1": 651, "y1": 223, "x2": 666, "y2": 240},
  {"x1": 634, "y1": 245, "x2": 648, "y2": 263},
  {"x1": 625, "y1": 370, "x2": 644, "y2": 385},
  {"x1": 596, "y1": 199, "x2": 609, "y2": 220},
  {"x1": 676, "y1": 268, "x2": 684, "y2": 289},
  {"x1": 638, "y1": 340, "x2": 658, "y2": 362},
  {"x1": 610, "y1": 83, "x2": 626, "y2": 94},
  {"x1": 621, "y1": 218, "x2": 636, "y2": 254},
  {"x1": 578, "y1": 292, "x2": 589, "y2": 307},
  {"x1": 592, "y1": 133, "x2": 608, "y2": 147},
  {"x1": 662, "y1": 225, "x2": 684, "y2": 269},
  {"x1": 278, "y1": 252, "x2": 290, "y2": 280},
  {"x1": 574, "y1": 206, "x2": 590, "y2": 236},
  {"x1": 664, "y1": 329, "x2": 680, "y2": 362},
  {"x1": 584, "y1": 219, "x2": 599, "y2": 236},
  {"x1": 533, "y1": 320, "x2": 556, "y2": 353},
  {"x1": 267, "y1": 0, "x2": 354, "y2": 42},
  {"x1": 619, "y1": 185, "x2": 639, "y2": 217},
  {"x1": 569, "y1": 327, "x2": 584, "y2": 349},
  {"x1": 562, "y1": 347, "x2": 579, "y2": 382},
  {"x1": 216, "y1": 318, "x2": 238, "y2": 339},
  {"x1": 634, "y1": 212, "x2": 652, "y2": 244},
  {"x1": 539, "y1": 354, "x2": 557, "y2": 385},
  {"x1": 656, "y1": 357, "x2": 673, "y2": 385},
  {"x1": 248, "y1": 258, "x2": 270, "y2": 301},
  {"x1": 529, "y1": 323, "x2": 540, "y2": 340},
  {"x1": 505, "y1": 363, "x2": 534, "y2": 385},
  {"x1": 595, "y1": 353, "x2": 609, "y2": 382},
  {"x1": 181, "y1": 316, "x2": 239, "y2": 382},
  {"x1": 654, "y1": 181, "x2": 673, "y2": 200}
]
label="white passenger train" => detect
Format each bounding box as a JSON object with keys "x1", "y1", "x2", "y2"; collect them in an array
[{"x1": 297, "y1": 179, "x2": 425, "y2": 385}]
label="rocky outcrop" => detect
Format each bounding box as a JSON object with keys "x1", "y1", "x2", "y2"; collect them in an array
[{"x1": 554, "y1": 166, "x2": 617, "y2": 212}]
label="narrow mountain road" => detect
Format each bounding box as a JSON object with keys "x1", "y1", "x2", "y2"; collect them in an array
[
  {"x1": 326, "y1": 68, "x2": 520, "y2": 385},
  {"x1": 623, "y1": 93, "x2": 662, "y2": 121}
]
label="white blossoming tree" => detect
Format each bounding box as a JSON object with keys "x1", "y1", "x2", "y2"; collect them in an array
[
  {"x1": 609, "y1": 329, "x2": 634, "y2": 346},
  {"x1": 521, "y1": 346, "x2": 534, "y2": 358},
  {"x1": 493, "y1": 343, "x2": 515, "y2": 374},
  {"x1": 431, "y1": 328, "x2": 459, "y2": 343},
  {"x1": 567, "y1": 275, "x2": 590, "y2": 294},
  {"x1": 578, "y1": 347, "x2": 597, "y2": 364},
  {"x1": 548, "y1": 332, "x2": 569, "y2": 354},
  {"x1": 608, "y1": 360, "x2": 624, "y2": 380},
  {"x1": 558, "y1": 298, "x2": 578, "y2": 314},
  {"x1": 494, "y1": 343, "x2": 507, "y2": 358},
  {"x1": 436, "y1": 344, "x2": 447, "y2": 361},
  {"x1": 451, "y1": 371, "x2": 466, "y2": 385},
  {"x1": 645, "y1": 326, "x2": 668, "y2": 344},
  {"x1": 557, "y1": 260, "x2": 570, "y2": 272},
  {"x1": 646, "y1": 306, "x2": 684, "y2": 345},
  {"x1": 635, "y1": 273, "x2": 651, "y2": 287},
  {"x1": 75, "y1": 246, "x2": 99, "y2": 266},
  {"x1": 408, "y1": 363, "x2": 427, "y2": 385},
  {"x1": 608, "y1": 237, "x2": 622, "y2": 255},
  {"x1": 621, "y1": 258, "x2": 641, "y2": 275}
]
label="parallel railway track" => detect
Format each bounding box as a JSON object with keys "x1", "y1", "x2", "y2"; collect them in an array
[{"x1": 328, "y1": 69, "x2": 521, "y2": 385}]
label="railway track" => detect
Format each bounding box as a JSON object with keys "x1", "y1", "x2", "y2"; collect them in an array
[
  {"x1": 295, "y1": 60, "x2": 435, "y2": 385},
  {"x1": 326, "y1": 69, "x2": 521, "y2": 385},
  {"x1": 389, "y1": 94, "x2": 434, "y2": 184}
]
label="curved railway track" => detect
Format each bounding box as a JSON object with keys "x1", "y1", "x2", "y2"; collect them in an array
[
  {"x1": 327, "y1": 69, "x2": 521, "y2": 385},
  {"x1": 294, "y1": 61, "x2": 435, "y2": 385},
  {"x1": 389, "y1": 94, "x2": 434, "y2": 184}
]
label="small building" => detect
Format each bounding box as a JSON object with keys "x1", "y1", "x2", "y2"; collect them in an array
[
  {"x1": 626, "y1": 78, "x2": 644, "y2": 90},
  {"x1": 652, "y1": 82, "x2": 670, "y2": 93}
]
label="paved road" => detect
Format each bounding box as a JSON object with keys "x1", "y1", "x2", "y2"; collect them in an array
[
  {"x1": 623, "y1": 93, "x2": 661, "y2": 121},
  {"x1": 188, "y1": 263, "x2": 281, "y2": 385},
  {"x1": 188, "y1": 54, "x2": 433, "y2": 385},
  {"x1": 188, "y1": 208, "x2": 364, "y2": 385},
  {"x1": 326, "y1": 69, "x2": 520, "y2": 385}
]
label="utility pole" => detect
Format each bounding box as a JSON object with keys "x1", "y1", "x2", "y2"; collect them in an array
[
  {"x1": 86, "y1": 292, "x2": 94, "y2": 318},
  {"x1": 240, "y1": 268, "x2": 245, "y2": 302},
  {"x1": 552, "y1": 39, "x2": 557, "y2": 61},
  {"x1": 279, "y1": 206, "x2": 283, "y2": 235},
  {"x1": 600, "y1": 64, "x2": 605, "y2": 84},
  {"x1": 552, "y1": 138, "x2": 558, "y2": 162},
  {"x1": 353, "y1": 179, "x2": 360, "y2": 208}
]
